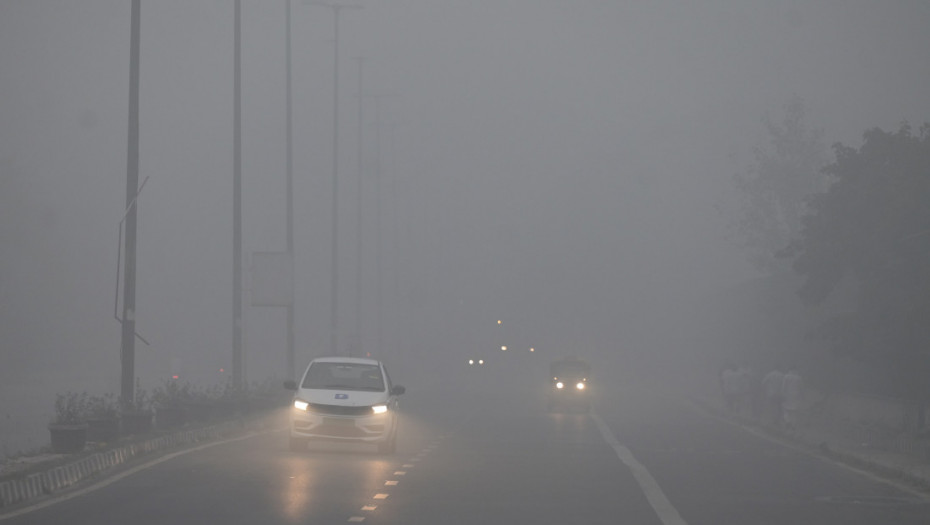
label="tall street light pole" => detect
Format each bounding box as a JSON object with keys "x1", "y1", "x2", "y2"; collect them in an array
[
  {"x1": 233, "y1": 0, "x2": 244, "y2": 388},
  {"x1": 365, "y1": 92, "x2": 395, "y2": 356},
  {"x1": 285, "y1": 0, "x2": 295, "y2": 377},
  {"x1": 353, "y1": 56, "x2": 365, "y2": 358},
  {"x1": 307, "y1": 1, "x2": 361, "y2": 356},
  {"x1": 373, "y1": 93, "x2": 383, "y2": 356},
  {"x1": 120, "y1": 0, "x2": 142, "y2": 408}
]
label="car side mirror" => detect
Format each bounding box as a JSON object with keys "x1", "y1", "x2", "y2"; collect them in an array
[
  {"x1": 391, "y1": 385, "x2": 405, "y2": 396},
  {"x1": 283, "y1": 380, "x2": 297, "y2": 391}
]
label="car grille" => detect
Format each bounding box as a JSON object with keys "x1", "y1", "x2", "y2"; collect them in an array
[
  {"x1": 316, "y1": 423, "x2": 369, "y2": 438},
  {"x1": 307, "y1": 403, "x2": 373, "y2": 416}
]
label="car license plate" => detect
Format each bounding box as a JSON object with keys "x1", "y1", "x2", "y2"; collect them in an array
[{"x1": 323, "y1": 417, "x2": 354, "y2": 426}]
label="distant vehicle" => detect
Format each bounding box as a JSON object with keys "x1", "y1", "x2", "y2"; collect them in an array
[
  {"x1": 547, "y1": 356, "x2": 591, "y2": 412},
  {"x1": 284, "y1": 356, "x2": 405, "y2": 454}
]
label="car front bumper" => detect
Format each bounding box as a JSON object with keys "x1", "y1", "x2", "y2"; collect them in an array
[{"x1": 290, "y1": 411, "x2": 395, "y2": 443}]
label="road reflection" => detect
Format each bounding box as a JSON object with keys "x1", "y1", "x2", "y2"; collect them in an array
[{"x1": 279, "y1": 440, "x2": 395, "y2": 523}]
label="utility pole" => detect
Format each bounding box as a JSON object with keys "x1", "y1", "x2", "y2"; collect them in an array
[
  {"x1": 369, "y1": 93, "x2": 388, "y2": 356},
  {"x1": 374, "y1": 94, "x2": 383, "y2": 356},
  {"x1": 233, "y1": 0, "x2": 243, "y2": 388},
  {"x1": 285, "y1": 0, "x2": 295, "y2": 377},
  {"x1": 120, "y1": 0, "x2": 142, "y2": 408},
  {"x1": 353, "y1": 56, "x2": 365, "y2": 358},
  {"x1": 307, "y1": 1, "x2": 362, "y2": 356}
]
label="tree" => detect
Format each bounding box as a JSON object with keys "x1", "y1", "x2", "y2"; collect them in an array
[
  {"x1": 732, "y1": 96, "x2": 828, "y2": 274},
  {"x1": 783, "y1": 123, "x2": 930, "y2": 396}
]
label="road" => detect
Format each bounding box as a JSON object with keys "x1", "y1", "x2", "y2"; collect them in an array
[{"x1": 4, "y1": 361, "x2": 929, "y2": 524}]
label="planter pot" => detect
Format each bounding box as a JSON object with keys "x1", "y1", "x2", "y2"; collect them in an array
[
  {"x1": 120, "y1": 411, "x2": 153, "y2": 435},
  {"x1": 155, "y1": 405, "x2": 187, "y2": 429},
  {"x1": 86, "y1": 417, "x2": 120, "y2": 443},
  {"x1": 48, "y1": 423, "x2": 88, "y2": 454}
]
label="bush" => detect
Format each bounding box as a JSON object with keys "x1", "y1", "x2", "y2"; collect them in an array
[
  {"x1": 87, "y1": 393, "x2": 119, "y2": 420},
  {"x1": 151, "y1": 379, "x2": 193, "y2": 408},
  {"x1": 52, "y1": 392, "x2": 89, "y2": 425}
]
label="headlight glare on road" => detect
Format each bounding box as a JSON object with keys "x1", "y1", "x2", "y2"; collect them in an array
[
  {"x1": 576, "y1": 382, "x2": 585, "y2": 390},
  {"x1": 556, "y1": 382, "x2": 564, "y2": 389},
  {"x1": 293, "y1": 399, "x2": 309, "y2": 411},
  {"x1": 372, "y1": 404, "x2": 388, "y2": 415}
]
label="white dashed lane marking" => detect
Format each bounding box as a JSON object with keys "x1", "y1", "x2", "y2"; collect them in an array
[{"x1": 344, "y1": 440, "x2": 441, "y2": 523}]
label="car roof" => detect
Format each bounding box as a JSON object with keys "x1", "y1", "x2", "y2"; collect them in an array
[{"x1": 310, "y1": 356, "x2": 382, "y2": 366}]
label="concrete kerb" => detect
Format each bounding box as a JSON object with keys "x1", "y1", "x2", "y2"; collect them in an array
[
  {"x1": 689, "y1": 394, "x2": 930, "y2": 492},
  {"x1": 0, "y1": 410, "x2": 283, "y2": 510}
]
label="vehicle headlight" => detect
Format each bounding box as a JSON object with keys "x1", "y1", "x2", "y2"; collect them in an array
[
  {"x1": 371, "y1": 404, "x2": 388, "y2": 415},
  {"x1": 293, "y1": 399, "x2": 309, "y2": 411},
  {"x1": 576, "y1": 382, "x2": 585, "y2": 390},
  {"x1": 556, "y1": 382, "x2": 564, "y2": 389}
]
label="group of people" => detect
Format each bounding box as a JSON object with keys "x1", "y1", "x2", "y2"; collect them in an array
[{"x1": 719, "y1": 362, "x2": 803, "y2": 430}]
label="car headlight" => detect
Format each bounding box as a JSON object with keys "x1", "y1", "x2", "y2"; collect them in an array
[
  {"x1": 371, "y1": 404, "x2": 388, "y2": 415},
  {"x1": 293, "y1": 399, "x2": 309, "y2": 411},
  {"x1": 556, "y1": 382, "x2": 564, "y2": 389},
  {"x1": 576, "y1": 382, "x2": 585, "y2": 390}
]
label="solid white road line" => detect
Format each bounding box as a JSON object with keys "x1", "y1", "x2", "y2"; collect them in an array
[{"x1": 591, "y1": 413, "x2": 688, "y2": 525}]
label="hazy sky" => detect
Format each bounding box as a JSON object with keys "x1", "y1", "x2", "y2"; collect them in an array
[{"x1": 2, "y1": 1, "x2": 929, "y2": 443}]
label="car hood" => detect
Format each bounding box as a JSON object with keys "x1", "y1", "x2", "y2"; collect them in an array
[{"x1": 298, "y1": 389, "x2": 389, "y2": 407}]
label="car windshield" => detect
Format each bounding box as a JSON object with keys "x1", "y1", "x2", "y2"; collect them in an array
[{"x1": 301, "y1": 363, "x2": 385, "y2": 392}]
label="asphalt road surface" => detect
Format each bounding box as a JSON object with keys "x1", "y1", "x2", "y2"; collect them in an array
[{"x1": 4, "y1": 361, "x2": 929, "y2": 524}]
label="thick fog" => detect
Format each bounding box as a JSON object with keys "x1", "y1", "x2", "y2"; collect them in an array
[{"x1": 2, "y1": 1, "x2": 929, "y2": 454}]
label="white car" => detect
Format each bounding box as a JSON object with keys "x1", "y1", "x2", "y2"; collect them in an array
[{"x1": 284, "y1": 357, "x2": 405, "y2": 453}]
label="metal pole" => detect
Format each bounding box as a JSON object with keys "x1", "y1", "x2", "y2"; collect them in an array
[
  {"x1": 328, "y1": 7, "x2": 341, "y2": 356},
  {"x1": 285, "y1": 0, "x2": 295, "y2": 377},
  {"x1": 233, "y1": 0, "x2": 243, "y2": 388},
  {"x1": 354, "y1": 56, "x2": 364, "y2": 358},
  {"x1": 388, "y1": 122, "x2": 399, "y2": 360},
  {"x1": 120, "y1": 0, "x2": 141, "y2": 409},
  {"x1": 373, "y1": 95, "x2": 382, "y2": 356},
  {"x1": 307, "y1": 1, "x2": 361, "y2": 356}
]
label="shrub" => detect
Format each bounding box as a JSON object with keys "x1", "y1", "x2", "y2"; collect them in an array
[
  {"x1": 52, "y1": 391, "x2": 90, "y2": 425},
  {"x1": 151, "y1": 379, "x2": 193, "y2": 408},
  {"x1": 87, "y1": 393, "x2": 119, "y2": 420}
]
